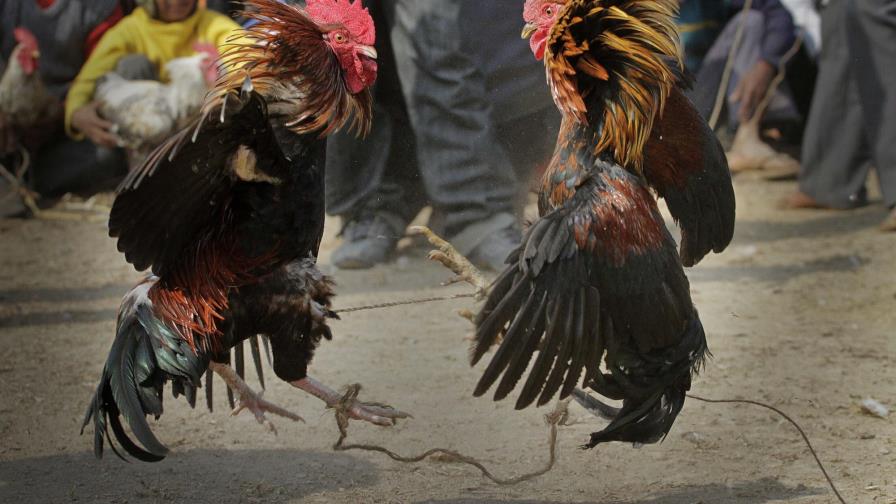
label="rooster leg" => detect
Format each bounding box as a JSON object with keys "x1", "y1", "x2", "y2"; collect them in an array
[
  {"x1": 291, "y1": 376, "x2": 411, "y2": 427},
  {"x1": 208, "y1": 362, "x2": 304, "y2": 434},
  {"x1": 410, "y1": 226, "x2": 490, "y2": 299}
]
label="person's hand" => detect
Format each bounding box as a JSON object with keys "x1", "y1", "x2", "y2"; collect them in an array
[
  {"x1": 71, "y1": 101, "x2": 119, "y2": 148},
  {"x1": 0, "y1": 112, "x2": 17, "y2": 155},
  {"x1": 731, "y1": 60, "x2": 776, "y2": 123}
]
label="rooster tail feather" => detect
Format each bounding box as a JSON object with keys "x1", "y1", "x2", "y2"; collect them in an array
[
  {"x1": 584, "y1": 317, "x2": 708, "y2": 448},
  {"x1": 81, "y1": 317, "x2": 168, "y2": 461},
  {"x1": 82, "y1": 280, "x2": 207, "y2": 461}
]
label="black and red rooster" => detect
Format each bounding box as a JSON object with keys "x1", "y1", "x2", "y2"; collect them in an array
[
  {"x1": 470, "y1": 0, "x2": 735, "y2": 448},
  {"x1": 83, "y1": 0, "x2": 408, "y2": 462}
]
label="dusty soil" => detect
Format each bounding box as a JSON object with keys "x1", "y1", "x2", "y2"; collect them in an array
[{"x1": 0, "y1": 176, "x2": 894, "y2": 504}]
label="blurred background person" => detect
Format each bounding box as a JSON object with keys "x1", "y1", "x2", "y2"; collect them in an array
[
  {"x1": 679, "y1": 0, "x2": 798, "y2": 129},
  {"x1": 0, "y1": 0, "x2": 126, "y2": 217},
  {"x1": 326, "y1": 0, "x2": 557, "y2": 271},
  {"x1": 678, "y1": 0, "x2": 819, "y2": 178},
  {"x1": 65, "y1": 0, "x2": 240, "y2": 168},
  {"x1": 783, "y1": 0, "x2": 896, "y2": 232}
]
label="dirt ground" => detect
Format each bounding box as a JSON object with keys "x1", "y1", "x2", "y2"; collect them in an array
[{"x1": 0, "y1": 175, "x2": 894, "y2": 504}]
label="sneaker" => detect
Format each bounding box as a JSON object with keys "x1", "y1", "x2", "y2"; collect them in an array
[
  {"x1": 332, "y1": 213, "x2": 404, "y2": 269},
  {"x1": 468, "y1": 225, "x2": 522, "y2": 272}
]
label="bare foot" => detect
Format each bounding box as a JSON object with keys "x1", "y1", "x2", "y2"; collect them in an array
[
  {"x1": 778, "y1": 191, "x2": 829, "y2": 210},
  {"x1": 880, "y1": 208, "x2": 896, "y2": 232},
  {"x1": 209, "y1": 362, "x2": 303, "y2": 434}
]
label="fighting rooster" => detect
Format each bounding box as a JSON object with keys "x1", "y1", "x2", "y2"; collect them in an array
[
  {"x1": 470, "y1": 0, "x2": 735, "y2": 448},
  {"x1": 83, "y1": 0, "x2": 404, "y2": 462}
]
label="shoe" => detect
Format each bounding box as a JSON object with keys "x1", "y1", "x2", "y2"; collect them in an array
[
  {"x1": 881, "y1": 207, "x2": 896, "y2": 233},
  {"x1": 332, "y1": 213, "x2": 404, "y2": 269},
  {"x1": 468, "y1": 225, "x2": 522, "y2": 272}
]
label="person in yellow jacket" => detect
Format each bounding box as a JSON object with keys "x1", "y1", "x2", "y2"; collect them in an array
[{"x1": 67, "y1": 0, "x2": 242, "y2": 148}]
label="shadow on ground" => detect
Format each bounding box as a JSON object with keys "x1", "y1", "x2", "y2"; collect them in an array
[
  {"x1": 0, "y1": 283, "x2": 134, "y2": 304},
  {"x1": 0, "y1": 308, "x2": 118, "y2": 328},
  {"x1": 690, "y1": 253, "x2": 869, "y2": 284},
  {"x1": 734, "y1": 206, "x2": 887, "y2": 243},
  {"x1": 0, "y1": 449, "x2": 377, "y2": 503},
  {"x1": 420, "y1": 477, "x2": 820, "y2": 503}
]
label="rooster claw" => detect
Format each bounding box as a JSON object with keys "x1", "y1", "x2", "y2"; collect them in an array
[
  {"x1": 335, "y1": 384, "x2": 411, "y2": 427},
  {"x1": 231, "y1": 389, "x2": 304, "y2": 435}
]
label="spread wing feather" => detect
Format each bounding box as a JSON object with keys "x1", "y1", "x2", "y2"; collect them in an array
[
  {"x1": 473, "y1": 162, "x2": 697, "y2": 412},
  {"x1": 108, "y1": 86, "x2": 283, "y2": 279}
]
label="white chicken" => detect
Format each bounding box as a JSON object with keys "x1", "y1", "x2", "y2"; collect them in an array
[
  {"x1": 0, "y1": 27, "x2": 62, "y2": 136},
  {"x1": 95, "y1": 46, "x2": 218, "y2": 166}
]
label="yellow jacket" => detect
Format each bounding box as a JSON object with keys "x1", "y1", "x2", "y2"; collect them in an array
[{"x1": 65, "y1": 7, "x2": 242, "y2": 138}]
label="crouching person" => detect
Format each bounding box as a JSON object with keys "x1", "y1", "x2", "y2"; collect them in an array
[
  {"x1": 0, "y1": 0, "x2": 127, "y2": 217},
  {"x1": 66, "y1": 0, "x2": 241, "y2": 169}
]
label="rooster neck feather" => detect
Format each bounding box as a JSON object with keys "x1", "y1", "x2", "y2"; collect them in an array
[
  {"x1": 214, "y1": 0, "x2": 372, "y2": 137},
  {"x1": 545, "y1": 0, "x2": 683, "y2": 172}
]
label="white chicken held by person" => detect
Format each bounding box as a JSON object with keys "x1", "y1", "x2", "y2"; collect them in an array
[{"x1": 95, "y1": 44, "x2": 220, "y2": 166}]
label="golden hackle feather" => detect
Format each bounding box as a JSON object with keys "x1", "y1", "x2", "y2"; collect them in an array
[
  {"x1": 210, "y1": 0, "x2": 372, "y2": 138},
  {"x1": 545, "y1": 0, "x2": 683, "y2": 172}
]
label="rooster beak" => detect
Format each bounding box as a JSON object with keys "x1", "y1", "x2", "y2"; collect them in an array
[
  {"x1": 521, "y1": 23, "x2": 537, "y2": 39},
  {"x1": 357, "y1": 45, "x2": 378, "y2": 60}
]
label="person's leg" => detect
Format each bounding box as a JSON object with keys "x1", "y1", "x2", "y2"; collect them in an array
[
  {"x1": 796, "y1": 0, "x2": 872, "y2": 209},
  {"x1": 30, "y1": 135, "x2": 127, "y2": 197},
  {"x1": 847, "y1": 0, "x2": 896, "y2": 215},
  {"x1": 495, "y1": 107, "x2": 560, "y2": 214},
  {"x1": 326, "y1": 1, "x2": 424, "y2": 268},
  {"x1": 386, "y1": 0, "x2": 521, "y2": 266}
]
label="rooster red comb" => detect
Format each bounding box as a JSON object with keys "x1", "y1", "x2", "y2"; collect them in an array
[
  {"x1": 13, "y1": 27, "x2": 39, "y2": 50},
  {"x1": 305, "y1": 0, "x2": 375, "y2": 46}
]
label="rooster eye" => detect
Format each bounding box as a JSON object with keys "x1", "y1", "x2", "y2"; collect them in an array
[
  {"x1": 333, "y1": 33, "x2": 348, "y2": 44},
  {"x1": 544, "y1": 6, "x2": 554, "y2": 16}
]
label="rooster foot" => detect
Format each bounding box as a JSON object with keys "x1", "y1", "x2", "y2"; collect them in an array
[
  {"x1": 410, "y1": 226, "x2": 490, "y2": 300},
  {"x1": 335, "y1": 383, "x2": 412, "y2": 427},
  {"x1": 292, "y1": 377, "x2": 411, "y2": 427},
  {"x1": 209, "y1": 362, "x2": 304, "y2": 435}
]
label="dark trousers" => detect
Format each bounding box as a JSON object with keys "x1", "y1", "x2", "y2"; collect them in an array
[
  {"x1": 30, "y1": 139, "x2": 125, "y2": 196},
  {"x1": 799, "y1": 0, "x2": 896, "y2": 208},
  {"x1": 325, "y1": 0, "x2": 540, "y2": 252}
]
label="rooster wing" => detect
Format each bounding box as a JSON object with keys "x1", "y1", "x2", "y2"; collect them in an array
[
  {"x1": 473, "y1": 155, "x2": 701, "y2": 411},
  {"x1": 109, "y1": 80, "x2": 284, "y2": 280}
]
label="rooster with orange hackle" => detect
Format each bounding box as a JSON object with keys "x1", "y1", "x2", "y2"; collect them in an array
[{"x1": 458, "y1": 0, "x2": 736, "y2": 448}]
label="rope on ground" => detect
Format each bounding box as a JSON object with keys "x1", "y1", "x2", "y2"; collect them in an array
[
  {"x1": 687, "y1": 394, "x2": 848, "y2": 504},
  {"x1": 0, "y1": 149, "x2": 41, "y2": 216},
  {"x1": 330, "y1": 384, "x2": 569, "y2": 486}
]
